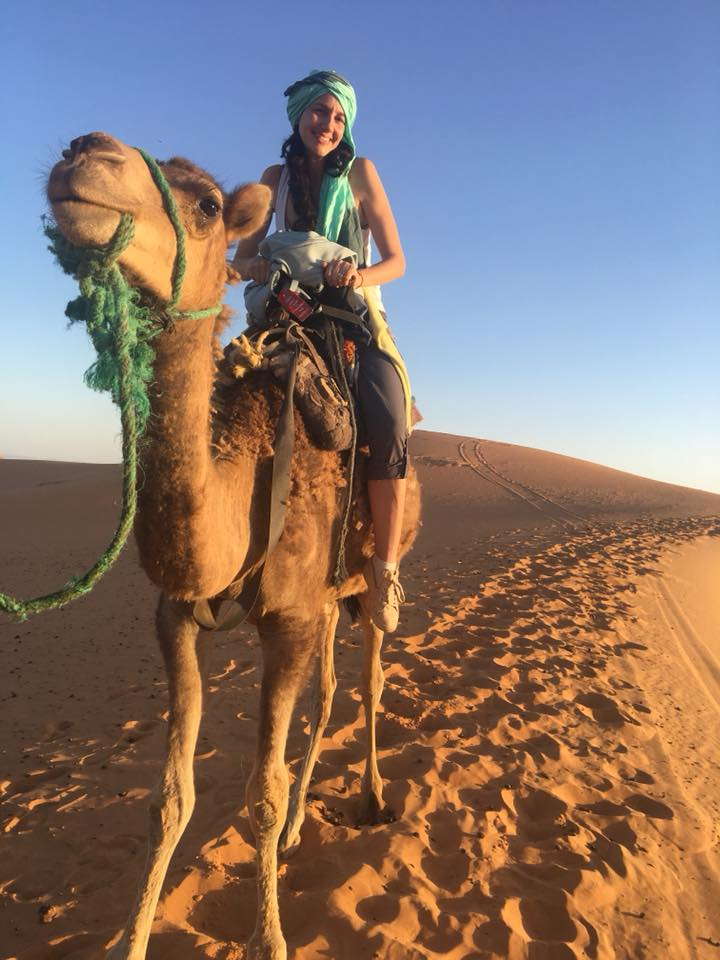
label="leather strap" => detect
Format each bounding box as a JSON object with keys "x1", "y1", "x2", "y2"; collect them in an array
[
  {"x1": 286, "y1": 321, "x2": 327, "y2": 375},
  {"x1": 318, "y1": 303, "x2": 367, "y2": 327},
  {"x1": 192, "y1": 344, "x2": 299, "y2": 631}
]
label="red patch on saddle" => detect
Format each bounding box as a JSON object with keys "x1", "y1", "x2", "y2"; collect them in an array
[{"x1": 277, "y1": 288, "x2": 313, "y2": 321}]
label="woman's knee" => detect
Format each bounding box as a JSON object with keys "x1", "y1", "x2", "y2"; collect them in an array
[
  {"x1": 365, "y1": 424, "x2": 407, "y2": 480},
  {"x1": 357, "y1": 347, "x2": 408, "y2": 480}
]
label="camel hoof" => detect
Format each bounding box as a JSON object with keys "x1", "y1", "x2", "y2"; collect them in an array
[
  {"x1": 246, "y1": 935, "x2": 287, "y2": 960},
  {"x1": 356, "y1": 792, "x2": 392, "y2": 826}
]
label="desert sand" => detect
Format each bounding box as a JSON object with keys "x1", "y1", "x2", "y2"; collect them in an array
[{"x1": 1, "y1": 431, "x2": 719, "y2": 959}]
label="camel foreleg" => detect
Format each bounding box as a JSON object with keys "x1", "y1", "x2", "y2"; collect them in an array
[
  {"x1": 279, "y1": 601, "x2": 339, "y2": 857},
  {"x1": 246, "y1": 617, "x2": 315, "y2": 960},
  {"x1": 108, "y1": 596, "x2": 212, "y2": 960},
  {"x1": 357, "y1": 596, "x2": 386, "y2": 824}
]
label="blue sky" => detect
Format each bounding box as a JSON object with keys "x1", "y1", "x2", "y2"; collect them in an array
[{"x1": 2, "y1": 0, "x2": 719, "y2": 492}]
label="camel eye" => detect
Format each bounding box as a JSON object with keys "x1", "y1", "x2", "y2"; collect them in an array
[{"x1": 199, "y1": 196, "x2": 221, "y2": 218}]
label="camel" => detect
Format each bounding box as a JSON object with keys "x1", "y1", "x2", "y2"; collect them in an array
[{"x1": 46, "y1": 132, "x2": 421, "y2": 960}]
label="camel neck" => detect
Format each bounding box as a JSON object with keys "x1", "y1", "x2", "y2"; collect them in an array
[
  {"x1": 143, "y1": 315, "x2": 216, "y2": 466},
  {"x1": 134, "y1": 315, "x2": 251, "y2": 598}
]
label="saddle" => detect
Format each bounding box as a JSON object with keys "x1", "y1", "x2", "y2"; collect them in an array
[{"x1": 222, "y1": 237, "x2": 372, "y2": 451}]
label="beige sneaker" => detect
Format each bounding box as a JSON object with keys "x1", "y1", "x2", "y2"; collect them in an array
[{"x1": 363, "y1": 557, "x2": 406, "y2": 633}]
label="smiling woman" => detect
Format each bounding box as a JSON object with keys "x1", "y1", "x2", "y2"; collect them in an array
[{"x1": 232, "y1": 69, "x2": 413, "y2": 636}]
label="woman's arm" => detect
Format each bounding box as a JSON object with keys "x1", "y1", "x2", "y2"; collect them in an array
[
  {"x1": 350, "y1": 157, "x2": 406, "y2": 287},
  {"x1": 231, "y1": 165, "x2": 280, "y2": 282}
]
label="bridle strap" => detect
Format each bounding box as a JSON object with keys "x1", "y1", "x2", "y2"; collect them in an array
[{"x1": 135, "y1": 146, "x2": 222, "y2": 322}]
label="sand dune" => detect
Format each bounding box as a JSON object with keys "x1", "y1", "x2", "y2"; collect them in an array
[{"x1": 1, "y1": 432, "x2": 719, "y2": 959}]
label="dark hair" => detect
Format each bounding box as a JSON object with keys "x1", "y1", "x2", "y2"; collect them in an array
[{"x1": 280, "y1": 128, "x2": 353, "y2": 231}]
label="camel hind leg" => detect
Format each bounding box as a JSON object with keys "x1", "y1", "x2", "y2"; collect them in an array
[
  {"x1": 108, "y1": 595, "x2": 213, "y2": 960},
  {"x1": 246, "y1": 615, "x2": 317, "y2": 960},
  {"x1": 357, "y1": 595, "x2": 386, "y2": 824},
  {"x1": 279, "y1": 601, "x2": 339, "y2": 857}
]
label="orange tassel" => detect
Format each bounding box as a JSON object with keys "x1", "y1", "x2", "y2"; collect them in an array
[{"x1": 343, "y1": 339, "x2": 356, "y2": 365}]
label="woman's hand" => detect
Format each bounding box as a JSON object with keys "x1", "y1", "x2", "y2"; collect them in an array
[
  {"x1": 323, "y1": 259, "x2": 364, "y2": 288},
  {"x1": 245, "y1": 255, "x2": 271, "y2": 283}
]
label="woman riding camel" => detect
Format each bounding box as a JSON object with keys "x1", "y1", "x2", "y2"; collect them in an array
[{"x1": 233, "y1": 69, "x2": 411, "y2": 633}]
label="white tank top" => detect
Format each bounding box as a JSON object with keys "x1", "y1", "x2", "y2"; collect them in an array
[{"x1": 275, "y1": 165, "x2": 377, "y2": 274}]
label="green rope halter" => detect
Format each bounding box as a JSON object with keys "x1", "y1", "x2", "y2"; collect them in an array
[{"x1": 0, "y1": 147, "x2": 222, "y2": 621}]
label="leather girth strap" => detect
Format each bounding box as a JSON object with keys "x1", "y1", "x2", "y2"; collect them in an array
[{"x1": 192, "y1": 344, "x2": 299, "y2": 631}]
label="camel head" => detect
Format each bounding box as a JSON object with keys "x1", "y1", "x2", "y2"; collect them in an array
[{"x1": 47, "y1": 132, "x2": 271, "y2": 311}]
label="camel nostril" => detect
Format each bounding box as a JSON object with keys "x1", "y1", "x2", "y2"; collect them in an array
[
  {"x1": 69, "y1": 136, "x2": 84, "y2": 158},
  {"x1": 65, "y1": 133, "x2": 124, "y2": 164}
]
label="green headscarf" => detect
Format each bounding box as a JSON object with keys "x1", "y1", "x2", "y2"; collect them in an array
[{"x1": 284, "y1": 69, "x2": 357, "y2": 243}]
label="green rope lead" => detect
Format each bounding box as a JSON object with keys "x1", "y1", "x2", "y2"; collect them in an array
[
  {"x1": 0, "y1": 148, "x2": 222, "y2": 621},
  {"x1": 0, "y1": 264, "x2": 139, "y2": 619}
]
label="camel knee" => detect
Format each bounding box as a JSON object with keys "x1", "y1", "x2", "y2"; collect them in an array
[
  {"x1": 148, "y1": 780, "x2": 195, "y2": 844},
  {"x1": 252, "y1": 798, "x2": 284, "y2": 834},
  {"x1": 247, "y1": 765, "x2": 289, "y2": 837}
]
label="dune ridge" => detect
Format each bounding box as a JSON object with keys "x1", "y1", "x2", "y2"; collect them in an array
[{"x1": 1, "y1": 432, "x2": 719, "y2": 959}]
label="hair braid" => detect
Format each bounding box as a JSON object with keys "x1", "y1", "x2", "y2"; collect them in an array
[{"x1": 280, "y1": 128, "x2": 353, "y2": 231}]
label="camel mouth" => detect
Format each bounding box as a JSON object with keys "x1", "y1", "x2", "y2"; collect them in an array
[
  {"x1": 49, "y1": 195, "x2": 124, "y2": 216},
  {"x1": 48, "y1": 193, "x2": 83, "y2": 205},
  {"x1": 47, "y1": 149, "x2": 128, "y2": 209},
  {"x1": 48, "y1": 197, "x2": 125, "y2": 248},
  {"x1": 51, "y1": 194, "x2": 95, "y2": 205}
]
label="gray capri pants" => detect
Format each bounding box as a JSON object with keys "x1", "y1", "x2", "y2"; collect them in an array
[{"x1": 356, "y1": 340, "x2": 408, "y2": 480}]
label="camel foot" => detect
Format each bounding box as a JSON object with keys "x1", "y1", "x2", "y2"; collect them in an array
[
  {"x1": 356, "y1": 791, "x2": 390, "y2": 826},
  {"x1": 246, "y1": 933, "x2": 287, "y2": 960}
]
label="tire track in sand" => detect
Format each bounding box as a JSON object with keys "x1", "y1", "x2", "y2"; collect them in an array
[
  {"x1": 652, "y1": 578, "x2": 720, "y2": 715},
  {"x1": 458, "y1": 440, "x2": 585, "y2": 528}
]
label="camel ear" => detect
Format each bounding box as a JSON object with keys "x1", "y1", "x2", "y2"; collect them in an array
[{"x1": 225, "y1": 183, "x2": 272, "y2": 241}]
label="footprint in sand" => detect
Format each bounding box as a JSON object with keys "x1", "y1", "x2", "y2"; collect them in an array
[
  {"x1": 355, "y1": 893, "x2": 400, "y2": 924},
  {"x1": 602, "y1": 818, "x2": 638, "y2": 851},
  {"x1": 6, "y1": 867, "x2": 62, "y2": 902},
  {"x1": 420, "y1": 807, "x2": 471, "y2": 893},
  {"x1": 510, "y1": 787, "x2": 580, "y2": 844},
  {"x1": 502, "y1": 894, "x2": 583, "y2": 957},
  {"x1": 285, "y1": 856, "x2": 346, "y2": 893},
  {"x1": 5, "y1": 765, "x2": 71, "y2": 797},
  {"x1": 575, "y1": 691, "x2": 627, "y2": 726},
  {"x1": 120, "y1": 718, "x2": 158, "y2": 742},
  {"x1": 415, "y1": 906, "x2": 465, "y2": 954},
  {"x1": 375, "y1": 715, "x2": 413, "y2": 749},
  {"x1": 379, "y1": 743, "x2": 436, "y2": 782},
  {"x1": 624, "y1": 793, "x2": 673, "y2": 820},
  {"x1": 20, "y1": 932, "x2": 107, "y2": 960}
]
